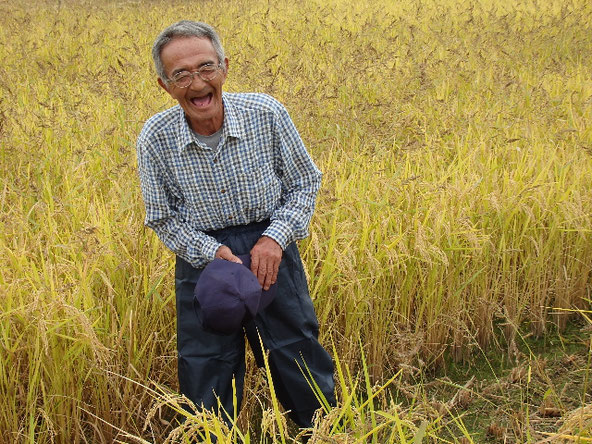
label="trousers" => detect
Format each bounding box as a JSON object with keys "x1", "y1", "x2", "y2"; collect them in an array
[{"x1": 175, "y1": 220, "x2": 336, "y2": 428}]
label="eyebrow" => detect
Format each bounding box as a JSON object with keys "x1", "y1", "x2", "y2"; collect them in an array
[{"x1": 171, "y1": 61, "x2": 217, "y2": 77}]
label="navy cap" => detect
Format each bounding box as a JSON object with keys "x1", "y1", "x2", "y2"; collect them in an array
[{"x1": 194, "y1": 254, "x2": 277, "y2": 335}]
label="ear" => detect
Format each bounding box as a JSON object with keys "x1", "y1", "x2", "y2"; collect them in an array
[
  {"x1": 158, "y1": 77, "x2": 172, "y2": 96},
  {"x1": 220, "y1": 57, "x2": 229, "y2": 84}
]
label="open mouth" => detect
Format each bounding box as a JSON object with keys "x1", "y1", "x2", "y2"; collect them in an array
[{"x1": 190, "y1": 93, "x2": 213, "y2": 108}]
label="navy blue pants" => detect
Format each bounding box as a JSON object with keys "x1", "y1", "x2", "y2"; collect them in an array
[{"x1": 175, "y1": 220, "x2": 336, "y2": 427}]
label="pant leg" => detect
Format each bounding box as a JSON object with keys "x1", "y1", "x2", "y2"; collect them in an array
[
  {"x1": 176, "y1": 220, "x2": 335, "y2": 429},
  {"x1": 245, "y1": 242, "x2": 336, "y2": 428},
  {"x1": 175, "y1": 256, "x2": 246, "y2": 424}
]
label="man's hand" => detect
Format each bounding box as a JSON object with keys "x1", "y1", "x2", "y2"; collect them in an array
[
  {"x1": 215, "y1": 245, "x2": 243, "y2": 264},
  {"x1": 250, "y1": 236, "x2": 282, "y2": 290}
]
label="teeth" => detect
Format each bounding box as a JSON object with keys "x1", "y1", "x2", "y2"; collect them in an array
[{"x1": 191, "y1": 94, "x2": 212, "y2": 107}]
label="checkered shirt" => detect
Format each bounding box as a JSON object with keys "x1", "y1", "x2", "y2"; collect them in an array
[{"x1": 136, "y1": 92, "x2": 322, "y2": 268}]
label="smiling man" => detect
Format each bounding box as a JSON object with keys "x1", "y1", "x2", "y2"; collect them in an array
[
  {"x1": 157, "y1": 36, "x2": 227, "y2": 137},
  {"x1": 136, "y1": 20, "x2": 335, "y2": 431}
]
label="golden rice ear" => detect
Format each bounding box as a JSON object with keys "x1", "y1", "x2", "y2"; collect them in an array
[{"x1": 4, "y1": 0, "x2": 592, "y2": 442}]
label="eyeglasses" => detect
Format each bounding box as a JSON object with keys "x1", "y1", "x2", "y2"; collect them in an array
[{"x1": 168, "y1": 63, "x2": 224, "y2": 88}]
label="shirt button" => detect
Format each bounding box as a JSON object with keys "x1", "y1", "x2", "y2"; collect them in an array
[
  {"x1": 220, "y1": 189, "x2": 226, "y2": 194},
  {"x1": 213, "y1": 158, "x2": 218, "y2": 163}
]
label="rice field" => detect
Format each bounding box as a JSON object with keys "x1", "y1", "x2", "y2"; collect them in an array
[{"x1": 1, "y1": 0, "x2": 591, "y2": 442}]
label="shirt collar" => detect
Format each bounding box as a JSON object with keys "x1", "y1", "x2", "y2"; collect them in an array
[
  {"x1": 174, "y1": 106, "x2": 193, "y2": 152},
  {"x1": 177, "y1": 93, "x2": 246, "y2": 152},
  {"x1": 221, "y1": 93, "x2": 246, "y2": 140}
]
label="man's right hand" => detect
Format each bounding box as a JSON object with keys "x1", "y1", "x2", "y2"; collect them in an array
[{"x1": 215, "y1": 245, "x2": 243, "y2": 264}]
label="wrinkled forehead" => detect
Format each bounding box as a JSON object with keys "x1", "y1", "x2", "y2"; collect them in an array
[{"x1": 160, "y1": 36, "x2": 219, "y2": 75}]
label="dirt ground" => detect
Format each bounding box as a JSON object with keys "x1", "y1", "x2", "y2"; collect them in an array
[{"x1": 399, "y1": 318, "x2": 592, "y2": 443}]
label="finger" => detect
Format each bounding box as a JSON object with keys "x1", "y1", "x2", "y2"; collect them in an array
[
  {"x1": 216, "y1": 246, "x2": 242, "y2": 264},
  {"x1": 270, "y1": 262, "x2": 279, "y2": 284},
  {"x1": 264, "y1": 260, "x2": 280, "y2": 290},
  {"x1": 256, "y1": 257, "x2": 267, "y2": 288},
  {"x1": 229, "y1": 254, "x2": 242, "y2": 264},
  {"x1": 251, "y1": 251, "x2": 262, "y2": 285},
  {"x1": 223, "y1": 251, "x2": 242, "y2": 264},
  {"x1": 262, "y1": 265, "x2": 272, "y2": 291}
]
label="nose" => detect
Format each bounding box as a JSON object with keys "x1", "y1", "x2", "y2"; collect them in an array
[{"x1": 187, "y1": 72, "x2": 208, "y2": 89}]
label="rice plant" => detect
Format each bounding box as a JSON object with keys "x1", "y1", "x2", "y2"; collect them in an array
[{"x1": 1, "y1": 0, "x2": 591, "y2": 441}]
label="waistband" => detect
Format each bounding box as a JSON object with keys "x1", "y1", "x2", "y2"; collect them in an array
[{"x1": 204, "y1": 219, "x2": 271, "y2": 238}]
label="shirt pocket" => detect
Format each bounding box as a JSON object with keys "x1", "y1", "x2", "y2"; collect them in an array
[{"x1": 236, "y1": 162, "x2": 281, "y2": 217}]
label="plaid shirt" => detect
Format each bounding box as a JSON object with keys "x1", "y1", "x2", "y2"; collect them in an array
[{"x1": 137, "y1": 92, "x2": 322, "y2": 268}]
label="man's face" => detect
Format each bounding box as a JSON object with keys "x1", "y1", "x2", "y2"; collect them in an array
[{"x1": 158, "y1": 36, "x2": 228, "y2": 135}]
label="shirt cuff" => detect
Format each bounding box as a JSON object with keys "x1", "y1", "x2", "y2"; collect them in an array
[
  {"x1": 189, "y1": 236, "x2": 222, "y2": 267},
  {"x1": 262, "y1": 220, "x2": 292, "y2": 250}
]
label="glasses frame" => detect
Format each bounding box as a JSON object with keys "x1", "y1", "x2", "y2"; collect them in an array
[{"x1": 167, "y1": 63, "x2": 224, "y2": 88}]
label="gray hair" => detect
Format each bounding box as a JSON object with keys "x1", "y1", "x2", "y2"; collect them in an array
[{"x1": 152, "y1": 20, "x2": 226, "y2": 82}]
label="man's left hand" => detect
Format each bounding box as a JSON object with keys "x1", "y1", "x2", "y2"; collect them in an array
[{"x1": 250, "y1": 236, "x2": 283, "y2": 291}]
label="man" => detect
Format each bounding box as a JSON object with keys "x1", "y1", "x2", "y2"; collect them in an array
[{"x1": 136, "y1": 20, "x2": 336, "y2": 429}]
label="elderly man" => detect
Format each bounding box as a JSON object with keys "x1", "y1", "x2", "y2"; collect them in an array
[{"x1": 136, "y1": 20, "x2": 336, "y2": 429}]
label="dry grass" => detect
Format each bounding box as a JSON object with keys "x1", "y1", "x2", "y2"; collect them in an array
[{"x1": 1, "y1": 0, "x2": 591, "y2": 441}]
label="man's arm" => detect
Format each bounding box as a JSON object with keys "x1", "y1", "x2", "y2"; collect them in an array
[
  {"x1": 264, "y1": 99, "x2": 322, "y2": 248},
  {"x1": 137, "y1": 137, "x2": 237, "y2": 268},
  {"x1": 251, "y1": 98, "x2": 322, "y2": 289}
]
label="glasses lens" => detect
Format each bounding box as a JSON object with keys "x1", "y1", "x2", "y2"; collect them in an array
[
  {"x1": 199, "y1": 65, "x2": 219, "y2": 81},
  {"x1": 170, "y1": 65, "x2": 220, "y2": 87},
  {"x1": 172, "y1": 73, "x2": 192, "y2": 88}
]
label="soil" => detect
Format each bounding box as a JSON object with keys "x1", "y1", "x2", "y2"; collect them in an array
[{"x1": 401, "y1": 318, "x2": 592, "y2": 443}]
